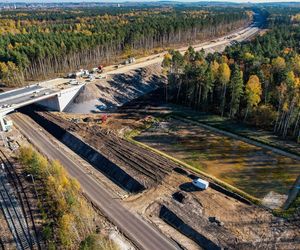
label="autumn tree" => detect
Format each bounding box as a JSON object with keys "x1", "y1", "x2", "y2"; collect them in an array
[
  {"x1": 244, "y1": 75, "x2": 262, "y2": 121},
  {"x1": 0, "y1": 7, "x2": 249, "y2": 86},
  {"x1": 18, "y1": 146, "x2": 109, "y2": 249},
  {"x1": 162, "y1": 53, "x2": 172, "y2": 72},
  {"x1": 159, "y1": 8, "x2": 300, "y2": 141},
  {"x1": 210, "y1": 60, "x2": 219, "y2": 83},
  {"x1": 272, "y1": 56, "x2": 286, "y2": 72}
]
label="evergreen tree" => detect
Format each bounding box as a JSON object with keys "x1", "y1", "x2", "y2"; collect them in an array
[{"x1": 229, "y1": 64, "x2": 244, "y2": 118}]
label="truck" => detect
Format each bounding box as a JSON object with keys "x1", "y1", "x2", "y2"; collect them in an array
[
  {"x1": 86, "y1": 75, "x2": 94, "y2": 82},
  {"x1": 124, "y1": 57, "x2": 136, "y2": 65},
  {"x1": 192, "y1": 178, "x2": 209, "y2": 190},
  {"x1": 69, "y1": 79, "x2": 79, "y2": 85},
  {"x1": 91, "y1": 68, "x2": 99, "y2": 73},
  {"x1": 129, "y1": 57, "x2": 136, "y2": 63},
  {"x1": 74, "y1": 71, "x2": 84, "y2": 78}
]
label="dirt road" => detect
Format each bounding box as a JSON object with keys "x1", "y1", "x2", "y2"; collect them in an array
[{"x1": 101, "y1": 26, "x2": 259, "y2": 77}]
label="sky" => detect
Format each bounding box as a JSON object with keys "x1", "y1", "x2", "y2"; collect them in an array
[{"x1": 2, "y1": 0, "x2": 300, "y2": 3}]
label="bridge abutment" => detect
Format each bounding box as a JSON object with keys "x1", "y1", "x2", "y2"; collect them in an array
[
  {"x1": 37, "y1": 84, "x2": 83, "y2": 112},
  {"x1": 0, "y1": 83, "x2": 84, "y2": 131}
]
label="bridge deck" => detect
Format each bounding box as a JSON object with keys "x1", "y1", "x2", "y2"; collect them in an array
[{"x1": 0, "y1": 85, "x2": 42, "y2": 100}]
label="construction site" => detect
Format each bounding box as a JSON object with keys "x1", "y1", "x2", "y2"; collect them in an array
[
  {"x1": 0, "y1": 19, "x2": 299, "y2": 248},
  {"x1": 0, "y1": 63, "x2": 298, "y2": 249}
]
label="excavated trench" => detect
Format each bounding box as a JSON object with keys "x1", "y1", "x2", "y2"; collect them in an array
[
  {"x1": 159, "y1": 205, "x2": 221, "y2": 250},
  {"x1": 20, "y1": 107, "x2": 145, "y2": 193}
]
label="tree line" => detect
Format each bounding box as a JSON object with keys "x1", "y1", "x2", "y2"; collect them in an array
[
  {"x1": 163, "y1": 8, "x2": 300, "y2": 141},
  {"x1": 18, "y1": 146, "x2": 117, "y2": 249},
  {"x1": 0, "y1": 6, "x2": 250, "y2": 85}
]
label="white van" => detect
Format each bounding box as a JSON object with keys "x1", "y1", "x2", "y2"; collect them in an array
[{"x1": 192, "y1": 178, "x2": 209, "y2": 190}]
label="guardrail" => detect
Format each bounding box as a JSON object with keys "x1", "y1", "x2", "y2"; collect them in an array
[{"x1": 0, "y1": 85, "x2": 44, "y2": 104}]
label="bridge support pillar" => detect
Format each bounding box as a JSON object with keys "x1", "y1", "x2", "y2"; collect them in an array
[{"x1": 0, "y1": 116, "x2": 5, "y2": 132}]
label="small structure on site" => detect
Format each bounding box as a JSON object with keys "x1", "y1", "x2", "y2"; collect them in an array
[
  {"x1": 192, "y1": 178, "x2": 209, "y2": 190},
  {"x1": 0, "y1": 116, "x2": 13, "y2": 132}
]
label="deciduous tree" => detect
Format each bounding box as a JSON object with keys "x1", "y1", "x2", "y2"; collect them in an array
[{"x1": 244, "y1": 75, "x2": 262, "y2": 120}]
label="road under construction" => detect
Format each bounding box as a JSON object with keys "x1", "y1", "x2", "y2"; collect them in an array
[
  {"x1": 11, "y1": 112, "x2": 179, "y2": 250},
  {"x1": 0, "y1": 20, "x2": 272, "y2": 250}
]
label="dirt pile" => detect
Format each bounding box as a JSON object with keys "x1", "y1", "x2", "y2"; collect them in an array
[
  {"x1": 48, "y1": 78, "x2": 300, "y2": 249},
  {"x1": 73, "y1": 83, "x2": 102, "y2": 103},
  {"x1": 66, "y1": 63, "x2": 166, "y2": 113},
  {"x1": 25, "y1": 110, "x2": 300, "y2": 250},
  {"x1": 159, "y1": 204, "x2": 222, "y2": 250}
]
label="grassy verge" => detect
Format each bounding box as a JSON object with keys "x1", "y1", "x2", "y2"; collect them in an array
[
  {"x1": 125, "y1": 129, "x2": 261, "y2": 205},
  {"x1": 80, "y1": 234, "x2": 118, "y2": 250},
  {"x1": 18, "y1": 146, "x2": 117, "y2": 250}
]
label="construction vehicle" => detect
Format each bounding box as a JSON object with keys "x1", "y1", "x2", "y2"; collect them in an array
[
  {"x1": 124, "y1": 57, "x2": 136, "y2": 65},
  {"x1": 101, "y1": 114, "x2": 108, "y2": 124},
  {"x1": 98, "y1": 65, "x2": 104, "y2": 73},
  {"x1": 91, "y1": 68, "x2": 98, "y2": 73}
]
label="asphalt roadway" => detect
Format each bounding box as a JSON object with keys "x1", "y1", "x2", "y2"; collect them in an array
[
  {"x1": 11, "y1": 113, "x2": 179, "y2": 250},
  {"x1": 0, "y1": 89, "x2": 56, "y2": 107},
  {"x1": 0, "y1": 85, "x2": 42, "y2": 100},
  {"x1": 7, "y1": 23, "x2": 262, "y2": 250},
  {"x1": 0, "y1": 24, "x2": 259, "y2": 114}
]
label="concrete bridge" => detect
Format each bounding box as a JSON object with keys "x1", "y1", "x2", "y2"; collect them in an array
[{"x1": 0, "y1": 78, "x2": 84, "y2": 131}]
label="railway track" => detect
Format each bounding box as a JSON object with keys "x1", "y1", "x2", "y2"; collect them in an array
[
  {"x1": 0, "y1": 169, "x2": 31, "y2": 249},
  {"x1": 0, "y1": 151, "x2": 40, "y2": 250}
]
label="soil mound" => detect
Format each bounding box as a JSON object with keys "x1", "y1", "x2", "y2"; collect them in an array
[
  {"x1": 73, "y1": 83, "x2": 102, "y2": 103},
  {"x1": 66, "y1": 64, "x2": 165, "y2": 113}
]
